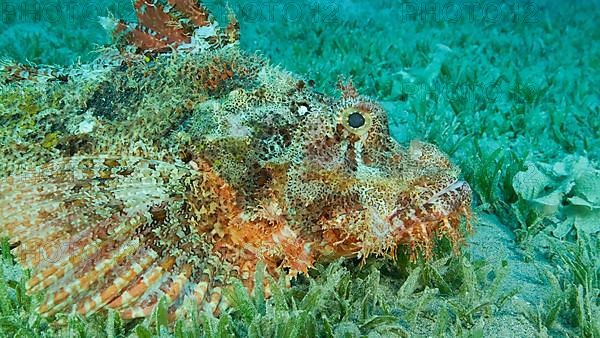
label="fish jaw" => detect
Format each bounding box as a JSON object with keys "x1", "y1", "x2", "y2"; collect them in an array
[{"x1": 312, "y1": 175, "x2": 472, "y2": 262}]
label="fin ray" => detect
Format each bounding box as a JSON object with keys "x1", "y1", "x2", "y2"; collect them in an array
[
  {"x1": 111, "y1": 0, "x2": 238, "y2": 53},
  {"x1": 0, "y1": 155, "x2": 197, "y2": 317}
]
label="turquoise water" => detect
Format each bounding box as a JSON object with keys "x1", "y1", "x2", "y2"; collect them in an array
[{"x1": 0, "y1": 1, "x2": 599, "y2": 337}]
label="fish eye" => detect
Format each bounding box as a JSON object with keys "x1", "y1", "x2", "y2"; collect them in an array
[
  {"x1": 347, "y1": 112, "x2": 366, "y2": 128},
  {"x1": 340, "y1": 107, "x2": 373, "y2": 135}
]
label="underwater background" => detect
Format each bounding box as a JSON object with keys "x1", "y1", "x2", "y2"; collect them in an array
[{"x1": 0, "y1": 0, "x2": 599, "y2": 337}]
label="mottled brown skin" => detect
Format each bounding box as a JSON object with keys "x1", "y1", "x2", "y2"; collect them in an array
[{"x1": 0, "y1": 0, "x2": 471, "y2": 320}]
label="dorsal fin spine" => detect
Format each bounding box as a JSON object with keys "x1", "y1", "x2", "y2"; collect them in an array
[{"x1": 112, "y1": 0, "x2": 239, "y2": 53}]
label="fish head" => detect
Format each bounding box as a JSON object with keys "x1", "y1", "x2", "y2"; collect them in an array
[{"x1": 271, "y1": 83, "x2": 472, "y2": 261}]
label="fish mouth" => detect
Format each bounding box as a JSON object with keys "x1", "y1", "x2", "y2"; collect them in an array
[
  {"x1": 425, "y1": 180, "x2": 468, "y2": 204},
  {"x1": 420, "y1": 179, "x2": 471, "y2": 217},
  {"x1": 375, "y1": 179, "x2": 472, "y2": 258},
  {"x1": 318, "y1": 180, "x2": 472, "y2": 260},
  {"x1": 387, "y1": 179, "x2": 472, "y2": 228}
]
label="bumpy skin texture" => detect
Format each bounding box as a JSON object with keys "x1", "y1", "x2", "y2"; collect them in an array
[{"x1": 0, "y1": 0, "x2": 471, "y2": 320}]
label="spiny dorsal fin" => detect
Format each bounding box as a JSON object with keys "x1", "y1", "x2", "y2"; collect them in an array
[{"x1": 107, "y1": 0, "x2": 239, "y2": 53}]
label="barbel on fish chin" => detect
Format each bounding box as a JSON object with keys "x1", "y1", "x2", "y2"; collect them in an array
[{"x1": 0, "y1": 0, "x2": 471, "y2": 320}]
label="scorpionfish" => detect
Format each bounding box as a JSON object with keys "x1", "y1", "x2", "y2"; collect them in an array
[{"x1": 0, "y1": 0, "x2": 471, "y2": 320}]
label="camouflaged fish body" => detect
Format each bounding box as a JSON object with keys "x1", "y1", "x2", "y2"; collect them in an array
[{"x1": 0, "y1": 0, "x2": 471, "y2": 320}]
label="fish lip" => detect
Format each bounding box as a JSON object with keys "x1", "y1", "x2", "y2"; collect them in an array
[
  {"x1": 423, "y1": 179, "x2": 470, "y2": 206},
  {"x1": 419, "y1": 179, "x2": 471, "y2": 221},
  {"x1": 386, "y1": 179, "x2": 471, "y2": 225}
]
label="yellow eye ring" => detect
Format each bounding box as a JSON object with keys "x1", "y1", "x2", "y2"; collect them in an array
[{"x1": 339, "y1": 107, "x2": 373, "y2": 135}]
